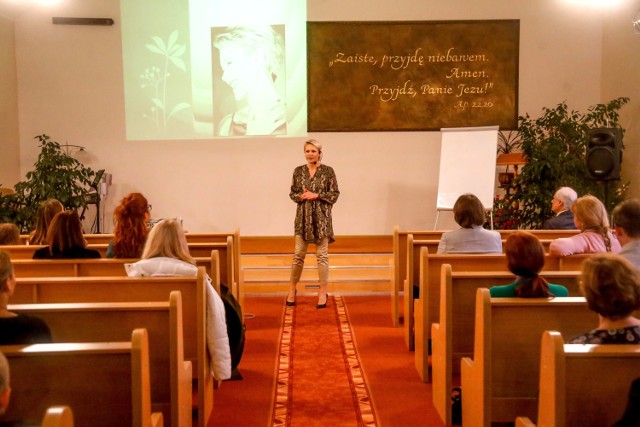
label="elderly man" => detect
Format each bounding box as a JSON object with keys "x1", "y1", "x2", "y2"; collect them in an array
[
  {"x1": 612, "y1": 198, "x2": 640, "y2": 268},
  {"x1": 542, "y1": 187, "x2": 578, "y2": 230}
]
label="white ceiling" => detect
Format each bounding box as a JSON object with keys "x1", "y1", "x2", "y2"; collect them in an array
[{"x1": 0, "y1": 0, "x2": 35, "y2": 20}]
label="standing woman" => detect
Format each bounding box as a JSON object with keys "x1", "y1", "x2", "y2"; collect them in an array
[
  {"x1": 107, "y1": 193, "x2": 151, "y2": 258},
  {"x1": 286, "y1": 139, "x2": 340, "y2": 308}
]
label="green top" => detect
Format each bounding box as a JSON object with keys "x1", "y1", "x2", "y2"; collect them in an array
[{"x1": 489, "y1": 280, "x2": 569, "y2": 297}]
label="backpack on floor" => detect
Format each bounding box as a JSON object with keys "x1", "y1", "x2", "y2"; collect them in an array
[{"x1": 220, "y1": 283, "x2": 245, "y2": 375}]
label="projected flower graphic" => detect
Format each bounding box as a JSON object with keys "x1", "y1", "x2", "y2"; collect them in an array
[{"x1": 141, "y1": 30, "x2": 191, "y2": 132}]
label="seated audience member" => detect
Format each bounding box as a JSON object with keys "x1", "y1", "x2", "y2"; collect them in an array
[
  {"x1": 542, "y1": 186, "x2": 578, "y2": 230},
  {"x1": 570, "y1": 254, "x2": 640, "y2": 344},
  {"x1": 106, "y1": 193, "x2": 151, "y2": 258},
  {"x1": 32, "y1": 211, "x2": 100, "y2": 259},
  {"x1": 0, "y1": 251, "x2": 52, "y2": 345},
  {"x1": 28, "y1": 199, "x2": 63, "y2": 245},
  {"x1": 612, "y1": 198, "x2": 640, "y2": 269},
  {"x1": 0, "y1": 351, "x2": 40, "y2": 427},
  {"x1": 437, "y1": 193, "x2": 502, "y2": 254},
  {"x1": 490, "y1": 231, "x2": 568, "y2": 297},
  {"x1": 0, "y1": 225, "x2": 19, "y2": 246},
  {"x1": 125, "y1": 219, "x2": 231, "y2": 380},
  {"x1": 548, "y1": 195, "x2": 621, "y2": 256},
  {"x1": 612, "y1": 377, "x2": 640, "y2": 427}
]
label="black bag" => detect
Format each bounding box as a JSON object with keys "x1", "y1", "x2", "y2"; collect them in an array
[
  {"x1": 220, "y1": 284, "x2": 245, "y2": 377},
  {"x1": 451, "y1": 387, "x2": 462, "y2": 425}
]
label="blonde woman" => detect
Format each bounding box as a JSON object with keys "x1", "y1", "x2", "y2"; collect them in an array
[
  {"x1": 549, "y1": 195, "x2": 621, "y2": 256},
  {"x1": 125, "y1": 219, "x2": 231, "y2": 380}
]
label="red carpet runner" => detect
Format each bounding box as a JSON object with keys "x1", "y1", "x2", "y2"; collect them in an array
[{"x1": 270, "y1": 296, "x2": 378, "y2": 427}]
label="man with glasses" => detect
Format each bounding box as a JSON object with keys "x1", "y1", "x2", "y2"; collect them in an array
[{"x1": 542, "y1": 187, "x2": 578, "y2": 230}]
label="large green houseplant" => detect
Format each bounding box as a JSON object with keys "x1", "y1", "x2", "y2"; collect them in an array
[
  {"x1": 497, "y1": 97, "x2": 630, "y2": 229},
  {"x1": 1, "y1": 134, "x2": 99, "y2": 232}
]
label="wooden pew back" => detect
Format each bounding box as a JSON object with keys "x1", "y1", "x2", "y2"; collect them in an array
[
  {"x1": 9, "y1": 291, "x2": 192, "y2": 427},
  {"x1": 431, "y1": 267, "x2": 581, "y2": 425},
  {"x1": 14, "y1": 269, "x2": 213, "y2": 427},
  {"x1": 1, "y1": 329, "x2": 163, "y2": 427},
  {"x1": 460, "y1": 289, "x2": 597, "y2": 427},
  {"x1": 515, "y1": 331, "x2": 640, "y2": 427}
]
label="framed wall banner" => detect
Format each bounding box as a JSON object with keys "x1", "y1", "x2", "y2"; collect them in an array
[{"x1": 307, "y1": 20, "x2": 519, "y2": 132}]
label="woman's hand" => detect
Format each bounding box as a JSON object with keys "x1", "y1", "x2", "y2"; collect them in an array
[{"x1": 300, "y1": 187, "x2": 319, "y2": 200}]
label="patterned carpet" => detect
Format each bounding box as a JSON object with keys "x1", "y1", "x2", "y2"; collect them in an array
[{"x1": 270, "y1": 295, "x2": 378, "y2": 427}]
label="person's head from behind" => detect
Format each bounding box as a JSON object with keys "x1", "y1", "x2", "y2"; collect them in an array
[
  {"x1": 142, "y1": 219, "x2": 195, "y2": 265},
  {"x1": 612, "y1": 198, "x2": 640, "y2": 247},
  {"x1": 571, "y1": 195, "x2": 609, "y2": 232},
  {"x1": 46, "y1": 210, "x2": 86, "y2": 253},
  {"x1": 453, "y1": 193, "x2": 485, "y2": 229},
  {"x1": 113, "y1": 193, "x2": 150, "y2": 258},
  {"x1": 552, "y1": 187, "x2": 577, "y2": 214},
  {"x1": 0, "y1": 251, "x2": 16, "y2": 298},
  {"x1": 505, "y1": 231, "x2": 552, "y2": 297},
  {"x1": 0, "y1": 351, "x2": 10, "y2": 415},
  {"x1": 214, "y1": 25, "x2": 285, "y2": 102},
  {"x1": 30, "y1": 199, "x2": 64, "y2": 245},
  {"x1": 0, "y1": 224, "x2": 20, "y2": 245},
  {"x1": 580, "y1": 253, "x2": 640, "y2": 321}
]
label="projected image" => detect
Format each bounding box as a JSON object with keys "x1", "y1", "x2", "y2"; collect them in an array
[
  {"x1": 120, "y1": 0, "x2": 306, "y2": 140},
  {"x1": 212, "y1": 26, "x2": 287, "y2": 137}
]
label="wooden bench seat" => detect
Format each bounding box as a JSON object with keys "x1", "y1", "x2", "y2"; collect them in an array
[
  {"x1": 1, "y1": 328, "x2": 163, "y2": 427},
  {"x1": 515, "y1": 331, "x2": 640, "y2": 427},
  {"x1": 392, "y1": 226, "x2": 579, "y2": 326},
  {"x1": 431, "y1": 266, "x2": 581, "y2": 424},
  {"x1": 9, "y1": 291, "x2": 191, "y2": 427},
  {"x1": 13, "y1": 268, "x2": 214, "y2": 427},
  {"x1": 460, "y1": 289, "x2": 597, "y2": 427}
]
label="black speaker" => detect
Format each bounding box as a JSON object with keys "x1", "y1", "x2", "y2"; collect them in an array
[{"x1": 586, "y1": 128, "x2": 622, "y2": 180}]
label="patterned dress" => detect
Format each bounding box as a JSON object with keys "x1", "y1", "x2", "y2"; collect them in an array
[
  {"x1": 569, "y1": 325, "x2": 640, "y2": 344},
  {"x1": 289, "y1": 164, "x2": 339, "y2": 243}
]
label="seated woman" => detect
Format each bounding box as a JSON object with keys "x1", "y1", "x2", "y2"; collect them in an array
[
  {"x1": 437, "y1": 193, "x2": 502, "y2": 254},
  {"x1": 490, "y1": 231, "x2": 568, "y2": 297},
  {"x1": 125, "y1": 219, "x2": 231, "y2": 380},
  {"x1": 28, "y1": 199, "x2": 63, "y2": 245},
  {"x1": 32, "y1": 211, "x2": 100, "y2": 259},
  {"x1": 570, "y1": 253, "x2": 640, "y2": 344},
  {"x1": 106, "y1": 193, "x2": 151, "y2": 258},
  {"x1": 0, "y1": 251, "x2": 52, "y2": 345},
  {"x1": 0, "y1": 224, "x2": 20, "y2": 245},
  {"x1": 549, "y1": 194, "x2": 621, "y2": 256}
]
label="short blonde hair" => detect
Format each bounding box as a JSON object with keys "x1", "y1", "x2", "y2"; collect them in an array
[
  {"x1": 580, "y1": 253, "x2": 640, "y2": 320},
  {"x1": 0, "y1": 224, "x2": 20, "y2": 245},
  {"x1": 304, "y1": 139, "x2": 323, "y2": 162},
  {"x1": 142, "y1": 219, "x2": 195, "y2": 265}
]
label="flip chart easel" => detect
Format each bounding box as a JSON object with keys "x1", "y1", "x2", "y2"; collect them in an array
[{"x1": 435, "y1": 126, "x2": 499, "y2": 229}]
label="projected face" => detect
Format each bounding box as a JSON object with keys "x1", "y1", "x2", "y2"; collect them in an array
[{"x1": 213, "y1": 25, "x2": 288, "y2": 137}]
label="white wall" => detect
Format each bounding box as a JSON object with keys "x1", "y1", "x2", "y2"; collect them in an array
[
  {"x1": 11, "y1": 0, "x2": 631, "y2": 235},
  {"x1": 0, "y1": 16, "x2": 20, "y2": 188}
]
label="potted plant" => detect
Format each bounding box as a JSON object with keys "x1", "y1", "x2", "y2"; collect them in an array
[
  {"x1": 503, "y1": 97, "x2": 630, "y2": 228},
  {"x1": 6, "y1": 134, "x2": 99, "y2": 232}
]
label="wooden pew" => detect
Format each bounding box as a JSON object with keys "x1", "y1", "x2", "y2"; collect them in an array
[
  {"x1": 9, "y1": 291, "x2": 192, "y2": 427},
  {"x1": 1, "y1": 328, "x2": 163, "y2": 427},
  {"x1": 431, "y1": 266, "x2": 581, "y2": 425},
  {"x1": 42, "y1": 406, "x2": 75, "y2": 427},
  {"x1": 515, "y1": 331, "x2": 640, "y2": 427},
  {"x1": 460, "y1": 289, "x2": 597, "y2": 427},
  {"x1": 13, "y1": 269, "x2": 214, "y2": 427},
  {"x1": 413, "y1": 249, "x2": 566, "y2": 380},
  {"x1": 391, "y1": 226, "x2": 579, "y2": 326}
]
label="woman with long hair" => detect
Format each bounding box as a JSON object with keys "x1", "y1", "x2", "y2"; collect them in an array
[
  {"x1": 126, "y1": 219, "x2": 231, "y2": 380},
  {"x1": 549, "y1": 195, "x2": 621, "y2": 256},
  {"x1": 28, "y1": 199, "x2": 63, "y2": 245},
  {"x1": 107, "y1": 193, "x2": 150, "y2": 258},
  {"x1": 490, "y1": 231, "x2": 568, "y2": 297},
  {"x1": 32, "y1": 210, "x2": 100, "y2": 259}
]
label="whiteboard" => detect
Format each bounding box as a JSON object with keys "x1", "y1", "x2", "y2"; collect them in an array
[{"x1": 436, "y1": 126, "x2": 499, "y2": 210}]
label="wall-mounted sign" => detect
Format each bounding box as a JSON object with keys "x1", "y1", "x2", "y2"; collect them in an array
[{"x1": 307, "y1": 20, "x2": 519, "y2": 132}]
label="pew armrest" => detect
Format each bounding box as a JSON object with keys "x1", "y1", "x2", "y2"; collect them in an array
[{"x1": 515, "y1": 416, "x2": 536, "y2": 427}]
